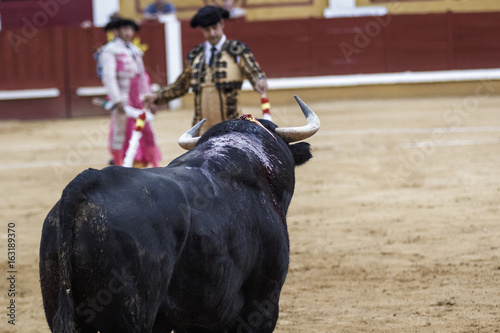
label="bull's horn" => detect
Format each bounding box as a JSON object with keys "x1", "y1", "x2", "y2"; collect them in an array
[
  {"x1": 178, "y1": 119, "x2": 206, "y2": 150},
  {"x1": 275, "y1": 96, "x2": 320, "y2": 143}
]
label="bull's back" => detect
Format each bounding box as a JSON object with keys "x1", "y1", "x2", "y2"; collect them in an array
[
  {"x1": 40, "y1": 167, "x2": 192, "y2": 331},
  {"x1": 71, "y1": 167, "x2": 191, "y2": 297}
]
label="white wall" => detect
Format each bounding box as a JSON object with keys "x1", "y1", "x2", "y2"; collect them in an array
[
  {"x1": 324, "y1": 0, "x2": 387, "y2": 17},
  {"x1": 92, "y1": 0, "x2": 120, "y2": 27}
]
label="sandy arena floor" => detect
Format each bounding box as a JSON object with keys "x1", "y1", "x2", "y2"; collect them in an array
[{"x1": 1, "y1": 91, "x2": 499, "y2": 332}]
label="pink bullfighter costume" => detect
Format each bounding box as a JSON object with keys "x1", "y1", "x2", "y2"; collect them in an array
[{"x1": 100, "y1": 22, "x2": 161, "y2": 167}]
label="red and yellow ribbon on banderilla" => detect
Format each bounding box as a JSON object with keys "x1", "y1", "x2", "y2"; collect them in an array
[
  {"x1": 134, "y1": 112, "x2": 147, "y2": 131},
  {"x1": 261, "y1": 97, "x2": 271, "y2": 115},
  {"x1": 260, "y1": 97, "x2": 273, "y2": 121}
]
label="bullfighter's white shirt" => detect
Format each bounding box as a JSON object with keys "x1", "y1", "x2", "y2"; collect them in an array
[{"x1": 204, "y1": 34, "x2": 227, "y2": 66}]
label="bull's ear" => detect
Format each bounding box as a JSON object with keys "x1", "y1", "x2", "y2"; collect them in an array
[{"x1": 289, "y1": 142, "x2": 312, "y2": 166}]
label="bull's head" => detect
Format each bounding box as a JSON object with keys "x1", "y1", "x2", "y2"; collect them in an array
[{"x1": 178, "y1": 95, "x2": 320, "y2": 150}]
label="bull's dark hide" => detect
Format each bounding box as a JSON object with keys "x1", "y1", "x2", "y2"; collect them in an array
[{"x1": 40, "y1": 114, "x2": 314, "y2": 333}]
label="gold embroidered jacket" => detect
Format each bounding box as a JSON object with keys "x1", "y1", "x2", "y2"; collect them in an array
[{"x1": 154, "y1": 40, "x2": 266, "y2": 126}]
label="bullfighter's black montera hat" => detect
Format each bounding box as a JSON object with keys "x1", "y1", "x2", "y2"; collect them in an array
[
  {"x1": 104, "y1": 17, "x2": 140, "y2": 32},
  {"x1": 190, "y1": 6, "x2": 230, "y2": 28}
]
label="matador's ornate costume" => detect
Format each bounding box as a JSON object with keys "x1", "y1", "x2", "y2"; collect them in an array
[{"x1": 154, "y1": 38, "x2": 266, "y2": 133}]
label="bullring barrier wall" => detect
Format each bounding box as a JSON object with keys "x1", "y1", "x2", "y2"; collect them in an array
[{"x1": 1, "y1": 12, "x2": 500, "y2": 119}]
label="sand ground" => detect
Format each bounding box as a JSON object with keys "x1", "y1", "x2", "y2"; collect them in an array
[{"x1": 1, "y1": 91, "x2": 499, "y2": 332}]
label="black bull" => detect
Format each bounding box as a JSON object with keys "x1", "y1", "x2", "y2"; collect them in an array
[{"x1": 39, "y1": 96, "x2": 320, "y2": 333}]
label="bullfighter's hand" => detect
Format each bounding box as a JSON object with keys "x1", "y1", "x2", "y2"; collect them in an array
[
  {"x1": 143, "y1": 93, "x2": 158, "y2": 110},
  {"x1": 148, "y1": 103, "x2": 158, "y2": 114},
  {"x1": 115, "y1": 102, "x2": 125, "y2": 114},
  {"x1": 255, "y1": 79, "x2": 268, "y2": 96}
]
